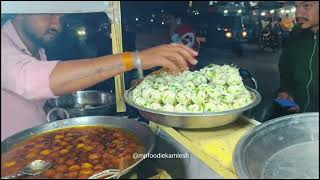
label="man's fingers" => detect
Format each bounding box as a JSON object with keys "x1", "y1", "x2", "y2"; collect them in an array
[
  {"x1": 164, "y1": 45, "x2": 198, "y2": 66},
  {"x1": 159, "y1": 58, "x2": 180, "y2": 72},
  {"x1": 175, "y1": 44, "x2": 198, "y2": 56},
  {"x1": 162, "y1": 52, "x2": 189, "y2": 71},
  {"x1": 169, "y1": 57, "x2": 189, "y2": 71},
  {"x1": 140, "y1": 44, "x2": 198, "y2": 72},
  {"x1": 174, "y1": 46, "x2": 198, "y2": 65}
]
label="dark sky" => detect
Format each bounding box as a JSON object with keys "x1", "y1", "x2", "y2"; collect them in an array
[
  {"x1": 121, "y1": 1, "x2": 292, "y2": 16},
  {"x1": 121, "y1": 1, "x2": 189, "y2": 17}
]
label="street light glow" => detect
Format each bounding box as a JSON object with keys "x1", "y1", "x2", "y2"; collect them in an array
[
  {"x1": 224, "y1": 9, "x2": 228, "y2": 14},
  {"x1": 77, "y1": 30, "x2": 86, "y2": 36},
  {"x1": 242, "y1": 31, "x2": 247, "y2": 37},
  {"x1": 226, "y1": 32, "x2": 232, "y2": 38},
  {"x1": 270, "y1": 10, "x2": 275, "y2": 14},
  {"x1": 135, "y1": 17, "x2": 139, "y2": 21},
  {"x1": 237, "y1": 9, "x2": 242, "y2": 14},
  {"x1": 281, "y1": 9, "x2": 285, "y2": 14},
  {"x1": 261, "y1": 12, "x2": 266, "y2": 16}
]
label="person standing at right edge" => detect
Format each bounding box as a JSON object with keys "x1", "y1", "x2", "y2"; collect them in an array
[{"x1": 274, "y1": 1, "x2": 319, "y2": 117}]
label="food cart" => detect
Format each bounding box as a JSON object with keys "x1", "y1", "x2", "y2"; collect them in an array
[{"x1": 2, "y1": 1, "x2": 318, "y2": 179}]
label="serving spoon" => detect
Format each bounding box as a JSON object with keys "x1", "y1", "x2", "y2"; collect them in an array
[{"x1": 2, "y1": 160, "x2": 53, "y2": 179}]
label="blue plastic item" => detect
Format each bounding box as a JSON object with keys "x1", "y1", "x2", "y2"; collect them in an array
[{"x1": 274, "y1": 99, "x2": 299, "y2": 108}]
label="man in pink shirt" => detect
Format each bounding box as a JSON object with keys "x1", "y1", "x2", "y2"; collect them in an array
[{"x1": 1, "y1": 14, "x2": 199, "y2": 140}]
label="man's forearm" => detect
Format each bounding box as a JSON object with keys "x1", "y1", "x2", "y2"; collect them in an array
[{"x1": 50, "y1": 54, "x2": 128, "y2": 96}]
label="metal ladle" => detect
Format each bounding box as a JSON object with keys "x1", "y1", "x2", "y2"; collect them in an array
[
  {"x1": 89, "y1": 169, "x2": 121, "y2": 179},
  {"x1": 1, "y1": 160, "x2": 53, "y2": 179}
]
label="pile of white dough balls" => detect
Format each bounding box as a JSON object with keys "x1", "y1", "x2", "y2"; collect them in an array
[{"x1": 131, "y1": 64, "x2": 253, "y2": 113}]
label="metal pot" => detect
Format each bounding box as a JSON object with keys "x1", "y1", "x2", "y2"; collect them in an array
[
  {"x1": 1, "y1": 116, "x2": 156, "y2": 179},
  {"x1": 46, "y1": 90, "x2": 115, "y2": 122},
  {"x1": 124, "y1": 86, "x2": 261, "y2": 129},
  {"x1": 233, "y1": 112, "x2": 319, "y2": 179}
]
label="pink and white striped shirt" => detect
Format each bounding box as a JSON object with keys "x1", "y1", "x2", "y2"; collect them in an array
[{"x1": 1, "y1": 21, "x2": 60, "y2": 140}]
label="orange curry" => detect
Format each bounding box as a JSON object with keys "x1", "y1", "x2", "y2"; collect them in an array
[{"x1": 1, "y1": 126, "x2": 144, "y2": 179}]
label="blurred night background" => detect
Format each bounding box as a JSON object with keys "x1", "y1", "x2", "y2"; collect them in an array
[{"x1": 1, "y1": 1, "x2": 300, "y2": 121}]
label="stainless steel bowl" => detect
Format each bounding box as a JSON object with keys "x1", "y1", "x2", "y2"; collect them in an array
[
  {"x1": 2, "y1": 116, "x2": 156, "y2": 179},
  {"x1": 124, "y1": 86, "x2": 261, "y2": 129},
  {"x1": 46, "y1": 90, "x2": 115, "y2": 121},
  {"x1": 233, "y1": 112, "x2": 319, "y2": 179}
]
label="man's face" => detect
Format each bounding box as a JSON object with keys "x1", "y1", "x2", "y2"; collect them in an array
[
  {"x1": 295, "y1": 1, "x2": 319, "y2": 30},
  {"x1": 20, "y1": 14, "x2": 63, "y2": 47}
]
